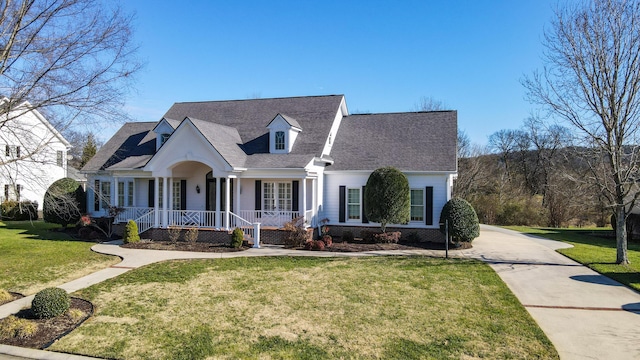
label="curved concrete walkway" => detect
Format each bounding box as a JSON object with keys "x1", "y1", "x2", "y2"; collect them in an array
[{"x1": 1, "y1": 226, "x2": 639, "y2": 359}]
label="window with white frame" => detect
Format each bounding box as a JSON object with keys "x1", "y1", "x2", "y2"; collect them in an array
[
  {"x1": 127, "y1": 182, "x2": 134, "y2": 207},
  {"x1": 275, "y1": 131, "x2": 285, "y2": 150},
  {"x1": 5, "y1": 145, "x2": 20, "y2": 158},
  {"x1": 117, "y1": 182, "x2": 125, "y2": 206},
  {"x1": 56, "y1": 151, "x2": 64, "y2": 167},
  {"x1": 101, "y1": 181, "x2": 111, "y2": 209},
  {"x1": 172, "y1": 181, "x2": 181, "y2": 210},
  {"x1": 278, "y1": 183, "x2": 292, "y2": 211},
  {"x1": 410, "y1": 189, "x2": 424, "y2": 222},
  {"x1": 263, "y1": 182, "x2": 292, "y2": 211},
  {"x1": 347, "y1": 188, "x2": 361, "y2": 220},
  {"x1": 3, "y1": 184, "x2": 20, "y2": 201}
]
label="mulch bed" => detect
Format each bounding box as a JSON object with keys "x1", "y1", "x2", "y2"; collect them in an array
[
  {"x1": 302, "y1": 241, "x2": 472, "y2": 252},
  {"x1": 122, "y1": 240, "x2": 249, "y2": 252},
  {"x1": 0, "y1": 297, "x2": 93, "y2": 349}
]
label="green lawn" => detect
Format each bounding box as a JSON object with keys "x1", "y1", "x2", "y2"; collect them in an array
[
  {"x1": 0, "y1": 221, "x2": 120, "y2": 295},
  {"x1": 506, "y1": 226, "x2": 640, "y2": 292},
  {"x1": 52, "y1": 256, "x2": 558, "y2": 360}
]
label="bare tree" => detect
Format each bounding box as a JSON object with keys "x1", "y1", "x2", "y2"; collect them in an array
[
  {"x1": 0, "y1": 0, "x2": 140, "y2": 207},
  {"x1": 523, "y1": 0, "x2": 640, "y2": 264},
  {"x1": 413, "y1": 96, "x2": 448, "y2": 111}
]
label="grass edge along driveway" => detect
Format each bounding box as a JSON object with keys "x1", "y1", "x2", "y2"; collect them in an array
[
  {"x1": 0, "y1": 221, "x2": 120, "y2": 295},
  {"x1": 52, "y1": 256, "x2": 558, "y2": 360},
  {"x1": 505, "y1": 226, "x2": 640, "y2": 292}
]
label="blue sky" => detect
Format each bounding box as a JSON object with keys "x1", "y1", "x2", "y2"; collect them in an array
[{"x1": 115, "y1": 0, "x2": 557, "y2": 146}]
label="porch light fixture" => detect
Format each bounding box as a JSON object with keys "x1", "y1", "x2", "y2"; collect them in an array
[{"x1": 196, "y1": 185, "x2": 200, "y2": 193}]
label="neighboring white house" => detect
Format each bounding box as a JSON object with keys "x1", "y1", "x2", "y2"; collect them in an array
[
  {"x1": 82, "y1": 95, "x2": 457, "y2": 242},
  {"x1": 0, "y1": 99, "x2": 71, "y2": 210}
]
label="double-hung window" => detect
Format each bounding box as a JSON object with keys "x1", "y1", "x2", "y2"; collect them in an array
[
  {"x1": 410, "y1": 189, "x2": 424, "y2": 222},
  {"x1": 57, "y1": 151, "x2": 64, "y2": 167},
  {"x1": 127, "y1": 182, "x2": 134, "y2": 206},
  {"x1": 347, "y1": 188, "x2": 361, "y2": 220},
  {"x1": 101, "y1": 181, "x2": 111, "y2": 209},
  {"x1": 117, "y1": 182, "x2": 125, "y2": 206},
  {"x1": 172, "y1": 181, "x2": 181, "y2": 210}
]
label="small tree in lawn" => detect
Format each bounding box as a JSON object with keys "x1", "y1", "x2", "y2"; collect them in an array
[
  {"x1": 43, "y1": 178, "x2": 86, "y2": 228},
  {"x1": 439, "y1": 198, "x2": 480, "y2": 243},
  {"x1": 364, "y1": 166, "x2": 410, "y2": 233}
]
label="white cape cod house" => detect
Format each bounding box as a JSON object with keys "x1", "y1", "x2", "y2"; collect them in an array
[{"x1": 83, "y1": 95, "x2": 457, "y2": 244}]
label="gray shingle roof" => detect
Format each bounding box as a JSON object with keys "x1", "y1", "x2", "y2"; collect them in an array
[
  {"x1": 82, "y1": 122, "x2": 156, "y2": 171},
  {"x1": 188, "y1": 118, "x2": 247, "y2": 167},
  {"x1": 329, "y1": 111, "x2": 457, "y2": 172},
  {"x1": 163, "y1": 95, "x2": 343, "y2": 159}
]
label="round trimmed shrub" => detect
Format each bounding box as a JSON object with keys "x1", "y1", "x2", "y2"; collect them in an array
[
  {"x1": 231, "y1": 227, "x2": 244, "y2": 248},
  {"x1": 123, "y1": 220, "x2": 140, "y2": 243},
  {"x1": 439, "y1": 198, "x2": 480, "y2": 242},
  {"x1": 43, "y1": 177, "x2": 85, "y2": 227},
  {"x1": 31, "y1": 287, "x2": 70, "y2": 319}
]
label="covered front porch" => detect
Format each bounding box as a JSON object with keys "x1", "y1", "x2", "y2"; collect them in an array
[{"x1": 109, "y1": 158, "x2": 320, "y2": 236}]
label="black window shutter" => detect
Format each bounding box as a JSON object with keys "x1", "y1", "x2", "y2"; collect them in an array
[
  {"x1": 148, "y1": 179, "x2": 155, "y2": 207},
  {"x1": 180, "y1": 180, "x2": 187, "y2": 210},
  {"x1": 425, "y1": 186, "x2": 434, "y2": 225},
  {"x1": 94, "y1": 180, "x2": 101, "y2": 211},
  {"x1": 255, "y1": 180, "x2": 262, "y2": 211},
  {"x1": 292, "y1": 180, "x2": 299, "y2": 212},
  {"x1": 362, "y1": 186, "x2": 369, "y2": 223},
  {"x1": 339, "y1": 186, "x2": 346, "y2": 223}
]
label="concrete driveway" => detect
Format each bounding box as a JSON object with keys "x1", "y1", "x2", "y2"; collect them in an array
[{"x1": 465, "y1": 225, "x2": 640, "y2": 360}]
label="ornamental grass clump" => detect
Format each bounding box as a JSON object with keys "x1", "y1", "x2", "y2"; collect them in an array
[
  {"x1": 231, "y1": 227, "x2": 244, "y2": 248},
  {"x1": 0, "y1": 289, "x2": 12, "y2": 303},
  {"x1": 0, "y1": 316, "x2": 38, "y2": 339},
  {"x1": 184, "y1": 227, "x2": 199, "y2": 243},
  {"x1": 31, "y1": 287, "x2": 70, "y2": 319}
]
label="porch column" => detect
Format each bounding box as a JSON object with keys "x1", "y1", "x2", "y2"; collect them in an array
[
  {"x1": 215, "y1": 176, "x2": 221, "y2": 228},
  {"x1": 312, "y1": 178, "x2": 317, "y2": 226},
  {"x1": 113, "y1": 176, "x2": 119, "y2": 207},
  {"x1": 225, "y1": 176, "x2": 231, "y2": 230},
  {"x1": 154, "y1": 177, "x2": 159, "y2": 228},
  {"x1": 168, "y1": 177, "x2": 173, "y2": 226},
  {"x1": 235, "y1": 178, "x2": 241, "y2": 217},
  {"x1": 162, "y1": 176, "x2": 168, "y2": 228},
  {"x1": 302, "y1": 178, "x2": 307, "y2": 224}
]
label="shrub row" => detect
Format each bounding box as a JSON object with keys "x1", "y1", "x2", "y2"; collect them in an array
[{"x1": 0, "y1": 200, "x2": 38, "y2": 221}]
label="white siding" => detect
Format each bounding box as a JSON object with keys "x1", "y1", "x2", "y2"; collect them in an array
[
  {"x1": 0, "y1": 103, "x2": 69, "y2": 209},
  {"x1": 323, "y1": 172, "x2": 451, "y2": 229}
]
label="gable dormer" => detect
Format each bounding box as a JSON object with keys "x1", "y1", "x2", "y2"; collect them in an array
[
  {"x1": 266, "y1": 114, "x2": 301, "y2": 153},
  {"x1": 153, "y1": 118, "x2": 179, "y2": 150}
]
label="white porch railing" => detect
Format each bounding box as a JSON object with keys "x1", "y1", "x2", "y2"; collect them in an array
[
  {"x1": 305, "y1": 210, "x2": 314, "y2": 226},
  {"x1": 238, "y1": 210, "x2": 302, "y2": 227},
  {"x1": 116, "y1": 207, "x2": 153, "y2": 223},
  {"x1": 229, "y1": 212, "x2": 262, "y2": 248},
  {"x1": 166, "y1": 210, "x2": 220, "y2": 228},
  {"x1": 136, "y1": 210, "x2": 155, "y2": 234}
]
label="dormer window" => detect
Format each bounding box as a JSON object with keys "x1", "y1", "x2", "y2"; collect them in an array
[
  {"x1": 160, "y1": 133, "x2": 170, "y2": 145},
  {"x1": 267, "y1": 114, "x2": 302, "y2": 154},
  {"x1": 275, "y1": 131, "x2": 285, "y2": 150}
]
